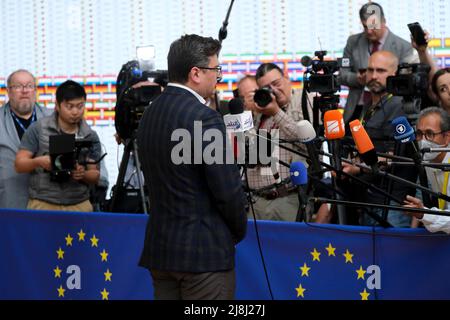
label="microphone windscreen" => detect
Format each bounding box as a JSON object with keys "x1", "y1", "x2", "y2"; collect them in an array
[
  {"x1": 297, "y1": 120, "x2": 317, "y2": 143},
  {"x1": 392, "y1": 116, "x2": 415, "y2": 142},
  {"x1": 228, "y1": 98, "x2": 244, "y2": 115},
  {"x1": 301, "y1": 56, "x2": 312, "y2": 67},
  {"x1": 349, "y1": 119, "x2": 374, "y2": 154},
  {"x1": 290, "y1": 161, "x2": 308, "y2": 186},
  {"x1": 324, "y1": 110, "x2": 345, "y2": 140}
]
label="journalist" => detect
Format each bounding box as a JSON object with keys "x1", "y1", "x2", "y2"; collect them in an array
[
  {"x1": 0, "y1": 69, "x2": 52, "y2": 209},
  {"x1": 245, "y1": 62, "x2": 312, "y2": 222},
  {"x1": 15, "y1": 80, "x2": 101, "y2": 212}
]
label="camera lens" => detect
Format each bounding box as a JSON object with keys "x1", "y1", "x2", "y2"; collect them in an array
[{"x1": 254, "y1": 88, "x2": 273, "y2": 107}]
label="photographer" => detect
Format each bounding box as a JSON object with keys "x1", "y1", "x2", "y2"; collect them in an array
[
  {"x1": 15, "y1": 80, "x2": 101, "y2": 212},
  {"x1": 246, "y1": 63, "x2": 312, "y2": 221}
]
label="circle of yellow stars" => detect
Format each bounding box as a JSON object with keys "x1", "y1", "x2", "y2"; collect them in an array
[
  {"x1": 295, "y1": 243, "x2": 372, "y2": 300},
  {"x1": 53, "y1": 229, "x2": 112, "y2": 300}
]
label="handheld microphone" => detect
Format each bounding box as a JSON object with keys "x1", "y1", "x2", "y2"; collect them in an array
[
  {"x1": 324, "y1": 110, "x2": 346, "y2": 140},
  {"x1": 290, "y1": 161, "x2": 308, "y2": 222},
  {"x1": 349, "y1": 119, "x2": 378, "y2": 169},
  {"x1": 223, "y1": 98, "x2": 254, "y2": 133},
  {"x1": 297, "y1": 120, "x2": 322, "y2": 176}
]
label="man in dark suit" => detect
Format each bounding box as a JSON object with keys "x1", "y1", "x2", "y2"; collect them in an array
[
  {"x1": 341, "y1": 2, "x2": 416, "y2": 123},
  {"x1": 137, "y1": 34, "x2": 247, "y2": 300}
]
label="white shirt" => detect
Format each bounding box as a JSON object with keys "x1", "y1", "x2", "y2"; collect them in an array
[
  {"x1": 167, "y1": 83, "x2": 207, "y2": 105},
  {"x1": 420, "y1": 152, "x2": 450, "y2": 233}
]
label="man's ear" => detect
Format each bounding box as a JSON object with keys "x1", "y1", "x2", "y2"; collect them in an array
[{"x1": 188, "y1": 67, "x2": 202, "y2": 85}]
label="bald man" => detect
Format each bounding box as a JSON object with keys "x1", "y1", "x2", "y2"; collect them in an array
[{"x1": 340, "y1": 51, "x2": 418, "y2": 227}]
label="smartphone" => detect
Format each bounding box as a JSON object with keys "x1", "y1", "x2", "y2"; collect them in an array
[{"x1": 408, "y1": 22, "x2": 427, "y2": 46}]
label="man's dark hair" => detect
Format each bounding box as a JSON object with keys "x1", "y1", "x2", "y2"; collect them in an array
[
  {"x1": 359, "y1": 2, "x2": 385, "y2": 22},
  {"x1": 167, "y1": 34, "x2": 221, "y2": 84},
  {"x1": 431, "y1": 68, "x2": 450, "y2": 96},
  {"x1": 255, "y1": 63, "x2": 283, "y2": 81},
  {"x1": 56, "y1": 80, "x2": 87, "y2": 104}
]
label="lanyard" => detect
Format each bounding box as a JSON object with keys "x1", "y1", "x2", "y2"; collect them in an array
[
  {"x1": 10, "y1": 107, "x2": 37, "y2": 134},
  {"x1": 360, "y1": 94, "x2": 393, "y2": 126},
  {"x1": 439, "y1": 157, "x2": 450, "y2": 210}
]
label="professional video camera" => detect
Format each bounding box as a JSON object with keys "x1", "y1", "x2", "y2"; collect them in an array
[
  {"x1": 114, "y1": 60, "x2": 168, "y2": 140},
  {"x1": 302, "y1": 51, "x2": 346, "y2": 113},
  {"x1": 49, "y1": 134, "x2": 99, "y2": 182},
  {"x1": 387, "y1": 63, "x2": 430, "y2": 97},
  {"x1": 386, "y1": 63, "x2": 431, "y2": 119}
]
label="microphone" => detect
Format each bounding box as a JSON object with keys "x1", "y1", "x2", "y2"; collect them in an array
[
  {"x1": 290, "y1": 161, "x2": 308, "y2": 222},
  {"x1": 392, "y1": 116, "x2": 433, "y2": 208},
  {"x1": 218, "y1": 0, "x2": 235, "y2": 43},
  {"x1": 297, "y1": 120, "x2": 322, "y2": 176},
  {"x1": 223, "y1": 98, "x2": 254, "y2": 133},
  {"x1": 349, "y1": 119, "x2": 378, "y2": 170}
]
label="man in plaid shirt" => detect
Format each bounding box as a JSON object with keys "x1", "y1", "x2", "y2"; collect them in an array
[{"x1": 245, "y1": 63, "x2": 313, "y2": 221}]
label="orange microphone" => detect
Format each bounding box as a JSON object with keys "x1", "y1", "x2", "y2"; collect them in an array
[
  {"x1": 323, "y1": 110, "x2": 345, "y2": 140},
  {"x1": 349, "y1": 119, "x2": 378, "y2": 168}
]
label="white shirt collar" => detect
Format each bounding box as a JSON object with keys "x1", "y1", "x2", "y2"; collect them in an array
[{"x1": 168, "y1": 83, "x2": 207, "y2": 105}]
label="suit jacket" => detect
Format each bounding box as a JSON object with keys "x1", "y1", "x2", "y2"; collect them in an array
[
  {"x1": 340, "y1": 30, "x2": 416, "y2": 123},
  {"x1": 0, "y1": 103, "x2": 52, "y2": 209},
  {"x1": 137, "y1": 85, "x2": 247, "y2": 273}
]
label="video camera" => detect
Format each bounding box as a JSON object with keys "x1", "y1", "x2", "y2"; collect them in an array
[
  {"x1": 49, "y1": 134, "x2": 97, "y2": 182},
  {"x1": 114, "y1": 59, "x2": 168, "y2": 141},
  {"x1": 302, "y1": 51, "x2": 343, "y2": 95},
  {"x1": 386, "y1": 63, "x2": 431, "y2": 97}
]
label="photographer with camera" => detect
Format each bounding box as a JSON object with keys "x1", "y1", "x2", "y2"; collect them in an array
[
  {"x1": 15, "y1": 80, "x2": 101, "y2": 212},
  {"x1": 341, "y1": 2, "x2": 416, "y2": 123},
  {"x1": 245, "y1": 63, "x2": 312, "y2": 222}
]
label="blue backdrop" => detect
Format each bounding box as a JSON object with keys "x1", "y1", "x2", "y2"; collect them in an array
[{"x1": 1, "y1": 209, "x2": 449, "y2": 300}]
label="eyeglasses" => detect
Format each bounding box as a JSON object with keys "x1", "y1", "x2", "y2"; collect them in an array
[
  {"x1": 9, "y1": 84, "x2": 36, "y2": 92},
  {"x1": 416, "y1": 129, "x2": 447, "y2": 141},
  {"x1": 196, "y1": 66, "x2": 223, "y2": 81}
]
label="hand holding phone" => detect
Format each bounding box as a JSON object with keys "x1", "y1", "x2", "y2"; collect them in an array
[{"x1": 408, "y1": 22, "x2": 427, "y2": 47}]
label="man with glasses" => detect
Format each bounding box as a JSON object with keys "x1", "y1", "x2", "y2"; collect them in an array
[
  {"x1": 245, "y1": 62, "x2": 312, "y2": 221},
  {"x1": 404, "y1": 107, "x2": 450, "y2": 233},
  {"x1": 0, "y1": 69, "x2": 52, "y2": 209},
  {"x1": 15, "y1": 80, "x2": 101, "y2": 212},
  {"x1": 137, "y1": 34, "x2": 247, "y2": 299}
]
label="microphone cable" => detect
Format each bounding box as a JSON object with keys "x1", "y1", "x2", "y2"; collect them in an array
[{"x1": 242, "y1": 165, "x2": 275, "y2": 300}]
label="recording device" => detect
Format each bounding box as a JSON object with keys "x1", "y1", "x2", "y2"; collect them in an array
[
  {"x1": 115, "y1": 60, "x2": 169, "y2": 140},
  {"x1": 302, "y1": 51, "x2": 342, "y2": 94},
  {"x1": 223, "y1": 98, "x2": 254, "y2": 132},
  {"x1": 408, "y1": 22, "x2": 427, "y2": 47},
  {"x1": 297, "y1": 120, "x2": 322, "y2": 176},
  {"x1": 386, "y1": 63, "x2": 431, "y2": 97},
  {"x1": 49, "y1": 134, "x2": 95, "y2": 183},
  {"x1": 290, "y1": 161, "x2": 309, "y2": 221},
  {"x1": 349, "y1": 120, "x2": 378, "y2": 169},
  {"x1": 253, "y1": 87, "x2": 273, "y2": 108}
]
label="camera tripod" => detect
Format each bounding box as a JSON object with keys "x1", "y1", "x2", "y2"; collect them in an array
[{"x1": 109, "y1": 137, "x2": 149, "y2": 214}]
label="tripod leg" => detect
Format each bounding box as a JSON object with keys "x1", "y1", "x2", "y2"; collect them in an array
[
  {"x1": 109, "y1": 141, "x2": 132, "y2": 212},
  {"x1": 131, "y1": 139, "x2": 149, "y2": 214}
]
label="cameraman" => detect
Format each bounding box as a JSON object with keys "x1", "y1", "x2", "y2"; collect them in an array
[
  {"x1": 246, "y1": 63, "x2": 311, "y2": 221},
  {"x1": 15, "y1": 80, "x2": 101, "y2": 212}
]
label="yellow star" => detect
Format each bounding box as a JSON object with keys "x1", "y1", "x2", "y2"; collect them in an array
[
  {"x1": 104, "y1": 269, "x2": 113, "y2": 282},
  {"x1": 325, "y1": 243, "x2": 336, "y2": 256},
  {"x1": 53, "y1": 266, "x2": 62, "y2": 278},
  {"x1": 356, "y1": 266, "x2": 366, "y2": 280},
  {"x1": 343, "y1": 249, "x2": 354, "y2": 264},
  {"x1": 295, "y1": 284, "x2": 306, "y2": 298},
  {"x1": 78, "y1": 229, "x2": 86, "y2": 241},
  {"x1": 100, "y1": 288, "x2": 110, "y2": 300},
  {"x1": 360, "y1": 289, "x2": 370, "y2": 300},
  {"x1": 56, "y1": 247, "x2": 65, "y2": 260},
  {"x1": 100, "y1": 249, "x2": 109, "y2": 262},
  {"x1": 299, "y1": 263, "x2": 311, "y2": 277},
  {"x1": 310, "y1": 248, "x2": 321, "y2": 262},
  {"x1": 65, "y1": 234, "x2": 73, "y2": 247},
  {"x1": 90, "y1": 235, "x2": 99, "y2": 247},
  {"x1": 57, "y1": 285, "x2": 66, "y2": 298}
]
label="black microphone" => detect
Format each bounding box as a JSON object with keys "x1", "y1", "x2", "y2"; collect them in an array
[{"x1": 218, "y1": 0, "x2": 236, "y2": 43}]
